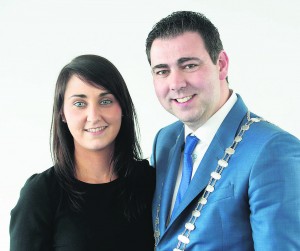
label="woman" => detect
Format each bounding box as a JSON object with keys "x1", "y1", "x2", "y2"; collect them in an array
[{"x1": 10, "y1": 55, "x2": 155, "y2": 250}]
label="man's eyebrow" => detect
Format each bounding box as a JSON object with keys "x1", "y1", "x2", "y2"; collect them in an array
[
  {"x1": 151, "y1": 64, "x2": 169, "y2": 72},
  {"x1": 177, "y1": 57, "x2": 201, "y2": 64},
  {"x1": 151, "y1": 58, "x2": 201, "y2": 71}
]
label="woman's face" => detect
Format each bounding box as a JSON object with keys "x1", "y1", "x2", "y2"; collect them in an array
[{"x1": 62, "y1": 75, "x2": 122, "y2": 154}]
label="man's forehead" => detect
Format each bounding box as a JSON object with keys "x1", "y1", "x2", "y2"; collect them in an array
[{"x1": 150, "y1": 32, "x2": 206, "y2": 56}]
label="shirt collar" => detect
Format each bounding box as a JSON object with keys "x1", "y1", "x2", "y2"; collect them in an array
[{"x1": 185, "y1": 91, "x2": 237, "y2": 144}]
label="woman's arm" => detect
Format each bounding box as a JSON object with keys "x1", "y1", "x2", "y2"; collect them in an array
[{"x1": 10, "y1": 172, "x2": 54, "y2": 251}]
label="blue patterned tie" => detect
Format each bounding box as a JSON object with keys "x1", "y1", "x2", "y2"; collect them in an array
[{"x1": 172, "y1": 135, "x2": 199, "y2": 216}]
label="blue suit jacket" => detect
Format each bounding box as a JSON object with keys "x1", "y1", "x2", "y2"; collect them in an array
[{"x1": 151, "y1": 95, "x2": 300, "y2": 250}]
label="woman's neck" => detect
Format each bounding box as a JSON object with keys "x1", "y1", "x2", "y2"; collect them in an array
[{"x1": 74, "y1": 147, "x2": 117, "y2": 184}]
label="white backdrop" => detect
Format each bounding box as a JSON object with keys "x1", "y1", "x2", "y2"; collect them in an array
[{"x1": 1, "y1": 0, "x2": 299, "y2": 249}]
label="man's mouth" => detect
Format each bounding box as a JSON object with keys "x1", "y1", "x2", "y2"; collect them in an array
[{"x1": 175, "y1": 95, "x2": 193, "y2": 103}]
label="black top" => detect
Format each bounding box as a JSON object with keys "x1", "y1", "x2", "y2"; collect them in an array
[{"x1": 10, "y1": 161, "x2": 155, "y2": 251}]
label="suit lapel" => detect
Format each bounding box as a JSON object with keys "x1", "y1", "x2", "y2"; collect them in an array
[
  {"x1": 159, "y1": 128, "x2": 185, "y2": 235},
  {"x1": 167, "y1": 135, "x2": 224, "y2": 225},
  {"x1": 166, "y1": 95, "x2": 248, "y2": 227}
]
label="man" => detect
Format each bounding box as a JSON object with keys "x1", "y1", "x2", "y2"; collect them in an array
[{"x1": 146, "y1": 11, "x2": 300, "y2": 251}]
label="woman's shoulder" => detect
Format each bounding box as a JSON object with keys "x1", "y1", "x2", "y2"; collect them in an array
[
  {"x1": 10, "y1": 167, "x2": 61, "y2": 248},
  {"x1": 21, "y1": 167, "x2": 57, "y2": 192},
  {"x1": 133, "y1": 159, "x2": 155, "y2": 180},
  {"x1": 129, "y1": 159, "x2": 155, "y2": 195},
  {"x1": 14, "y1": 167, "x2": 60, "y2": 208}
]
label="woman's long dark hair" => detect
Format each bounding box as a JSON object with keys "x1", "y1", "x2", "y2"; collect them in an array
[{"x1": 50, "y1": 55, "x2": 143, "y2": 216}]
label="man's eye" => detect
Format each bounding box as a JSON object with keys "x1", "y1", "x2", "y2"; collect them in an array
[
  {"x1": 155, "y1": 70, "x2": 169, "y2": 76},
  {"x1": 184, "y1": 64, "x2": 196, "y2": 69},
  {"x1": 74, "y1": 101, "x2": 85, "y2": 107},
  {"x1": 100, "y1": 99, "x2": 112, "y2": 105}
]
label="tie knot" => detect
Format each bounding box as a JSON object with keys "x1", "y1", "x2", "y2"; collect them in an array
[{"x1": 184, "y1": 135, "x2": 199, "y2": 155}]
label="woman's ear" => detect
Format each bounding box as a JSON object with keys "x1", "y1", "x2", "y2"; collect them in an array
[{"x1": 61, "y1": 113, "x2": 66, "y2": 123}]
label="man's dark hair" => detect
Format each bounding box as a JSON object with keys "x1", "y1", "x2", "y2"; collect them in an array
[{"x1": 146, "y1": 11, "x2": 224, "y2": 65}]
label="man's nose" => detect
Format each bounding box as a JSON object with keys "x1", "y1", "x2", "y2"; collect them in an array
[{"x1": 169, "y1": 71, "x2": 187, "y2": 91}]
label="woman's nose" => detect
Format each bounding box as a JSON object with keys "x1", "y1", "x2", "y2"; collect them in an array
[{"x1": 86, "y1": 105, "x2": 101, "y2": 122}]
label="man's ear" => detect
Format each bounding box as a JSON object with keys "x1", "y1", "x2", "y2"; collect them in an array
[{"x1": 218, "y1": 50, "x2": 229, "y2": 81}]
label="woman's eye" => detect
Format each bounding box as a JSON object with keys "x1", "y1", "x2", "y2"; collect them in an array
[
  {"x1": 74, "y1": 101, "x2": 85, "y2": 107},
  {"x1": 100, "y1": 99, "x2": 112, "y2": 105}
]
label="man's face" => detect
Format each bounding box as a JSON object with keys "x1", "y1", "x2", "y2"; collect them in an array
[{"x1": 150, "y1": 31, "x2": 229, "y2": 131}]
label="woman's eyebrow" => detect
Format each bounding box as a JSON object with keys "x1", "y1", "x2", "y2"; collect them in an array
[
  {"x1": 68, "y1": 94, "x2": 87, "y2": 99},
  {"x1": 68, "y1": 91, "x2": 112, "y2": 99},
  {"x1": 99, "y1": 91, "x2": 112, "y2": 97}
]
